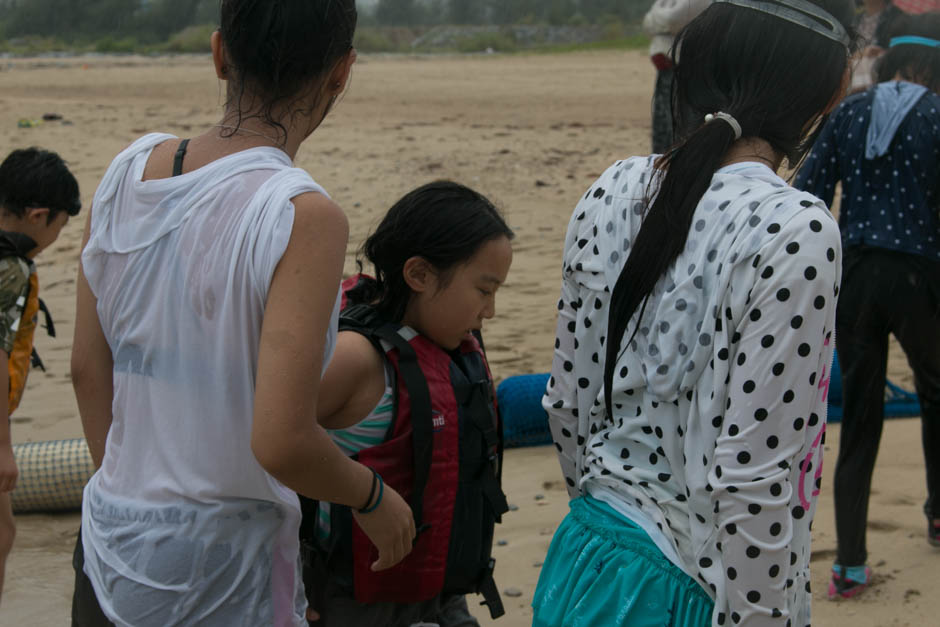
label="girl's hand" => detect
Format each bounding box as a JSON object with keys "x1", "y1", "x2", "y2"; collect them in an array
[{"x1": 352, "y1": 483, "x2": 416, "y2": 571}]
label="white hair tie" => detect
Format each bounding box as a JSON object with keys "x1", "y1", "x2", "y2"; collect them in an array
[{"x1": 704, "y1": 112, "x2": 742, "y2": 140}]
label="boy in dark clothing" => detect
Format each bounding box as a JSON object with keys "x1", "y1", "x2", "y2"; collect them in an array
[{"x1": 0, "y1": 147, "x2": 80, "y2": 602}]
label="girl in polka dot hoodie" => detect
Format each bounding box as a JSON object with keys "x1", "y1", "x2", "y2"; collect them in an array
[{"x1": 533, "y1": 1, "x2": 854, "y2": 626}]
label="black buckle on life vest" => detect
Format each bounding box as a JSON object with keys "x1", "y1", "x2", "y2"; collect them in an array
[
  {"x1": 30, "y1": 348, "x2": 45, "y2": 372},
  {"x1": 482, "y1": 472, "x2": 509, "y2": 521},
  {"x1": 38, "y1": 298, "x2": 56, "y2": 337},
  {"x1": 27, "y1": 299, "x2": 56, "y2": 372},
  {"x1": 478, "y1": 558, "x2": 505, "y2": 619}
]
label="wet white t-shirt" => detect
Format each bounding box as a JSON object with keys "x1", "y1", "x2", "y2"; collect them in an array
[
  {"x1": 544, "y1": 157, "x2": 840, "y2": 626},
  {"x1": 80, "y1": 134, "x2": 339, "y2": 627}
]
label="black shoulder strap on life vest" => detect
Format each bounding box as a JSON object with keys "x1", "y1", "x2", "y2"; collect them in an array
[
  {"x1": 337, "y1": 304, "x2": 390, "y2": 360},
  {"x1": 452, "y1": 349, "x2": 507, "y2": 618},
  {"x1": 338, "y1": 305, "x2": 434, "y2": 530},
  {"x1": 370, "y1": 323, "x2": 434, "y2": 530}
]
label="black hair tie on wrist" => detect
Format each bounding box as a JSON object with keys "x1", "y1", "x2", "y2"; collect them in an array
[{"x1": 358, "y1": 468, "x2": 384, "y2": 514}]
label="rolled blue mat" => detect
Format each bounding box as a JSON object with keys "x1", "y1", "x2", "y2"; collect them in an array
[
  {"x1": 497, "y1": 352, "x2": 922, "y2": 444},
  {"x1": 499, "y1": 373, "x2": 552, "y2": 448}
]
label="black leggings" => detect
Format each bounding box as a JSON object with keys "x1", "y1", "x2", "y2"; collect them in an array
[
  {"x1": 833, "y1": 248, "x2": 940, "y2": 567},
  {"x1": 71, "y1": 529, "x2": 115, "y2": 627}
]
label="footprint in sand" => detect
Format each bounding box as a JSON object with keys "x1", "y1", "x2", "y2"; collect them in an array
[
  {"x1": 810, "y1": 548, "x2": 836, "y2": 562},
  {"x1": 867, "y1": 519, "x2": 900, "y2": 532},
  {"x1": 884, "y1": 495, "x2": 916, "y2": 506}
]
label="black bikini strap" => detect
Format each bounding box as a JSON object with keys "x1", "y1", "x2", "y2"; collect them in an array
[{"x1": 172, "y1": 139, "x2": 190, "y2": 177}]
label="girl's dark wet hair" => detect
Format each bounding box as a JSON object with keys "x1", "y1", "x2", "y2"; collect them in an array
[
  {"x1": 219, "y1": 0, "x2": 357, "y2": 140},
  {"x1": 0, "y1": 147, "x2": 80, "y2": 223},
  {"x1": 347, "y1": 181, "x2": 514, "y2": 322},
  {"x1": 603, "y1": 0, "x2": 854, "y2": 417},
  {"x1": 876, "y1": 12, "x2": 940, "y2": 92}
]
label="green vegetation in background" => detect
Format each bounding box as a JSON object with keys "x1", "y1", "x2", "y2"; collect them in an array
[
  {"x1": 355, "y1": 27, "x2": 427, "y2": 54},
  {"x1": 0, "y1": 0, "x2": 650, "y2": 56},
  {"x1": 364, "y1": 0, "x2": 651, "y2": 27},
  {"x1": 163, "y1": 24, "x2": 217, "y2": 54},
  {"x1": 0, "y1": 0, "x2": 218, "y2": 44},
  {"x1": 532, "y1": 33, "x2": 651, "y2": 54},
  {"x1": 453, "y1": 31, "x2": 518, "y2": 54}
]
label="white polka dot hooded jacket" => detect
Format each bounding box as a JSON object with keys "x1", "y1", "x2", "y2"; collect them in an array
[{"x1": 543, "y1": 157, "x2": 841, "y2": 626}]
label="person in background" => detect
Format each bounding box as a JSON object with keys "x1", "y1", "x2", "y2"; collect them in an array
[
  {"x1": 795, "y1": 11, "x2": 940, "y2": 600},
  {"x1": 848, "y1": 0, "x2": 906, "y2": 93},
  {"x1": 643, "y1": 0, "x2": 711, "y2": 153},
  {"x1": 0, "y1": 147, "x2": 80, "y2": 604}
]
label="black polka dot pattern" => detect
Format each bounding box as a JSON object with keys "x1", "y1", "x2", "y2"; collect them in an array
[{"x1": 543, "y1": 157, "x2": 840, "y2": 627}]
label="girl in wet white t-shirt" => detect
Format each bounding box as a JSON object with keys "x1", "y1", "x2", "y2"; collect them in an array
[{"x1": 71, "y1": 3, "x2": 415, "y2": 625}]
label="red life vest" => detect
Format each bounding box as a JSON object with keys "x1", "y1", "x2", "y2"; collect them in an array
[{"x1": 300, "y1": 286, "x2": 508, "y2": 619}]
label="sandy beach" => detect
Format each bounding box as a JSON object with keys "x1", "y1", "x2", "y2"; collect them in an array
[{"x1": 0, "y1": 50, "x2": 933, "y2": 626}]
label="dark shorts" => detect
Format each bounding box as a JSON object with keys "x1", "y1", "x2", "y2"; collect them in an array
[{"x1": 71, "y1": 528, "x2": 116, "y2": 627}]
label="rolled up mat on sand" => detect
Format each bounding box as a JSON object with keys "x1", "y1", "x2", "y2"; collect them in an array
[
  {"x1": 499, "y1": 373, "x2": 552, "y2": 448},
  {"x1": 11, "y1": 438, "x2": 95, "y2": 514},
  {"x1": 826, "y1": 349, "x2": 921, "y2": 422},
  {"x1": 498, "y1": 353, "x2": 922, "y2": 447}
]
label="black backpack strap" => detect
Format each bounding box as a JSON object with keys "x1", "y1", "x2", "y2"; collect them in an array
[
  {"x1": 477, "y1": 558, "x2": 505, "y2": 619},
  {"x1": 298, "y1": 494, "x2": 355, "y2": 620},
  {"x1": 468, "y1": 331, "x2": 508, "y2": 518},
  {"x1": 456, "y1": 360, "x2": 507, "y2": 619},
  {"x1": 38, "y1": 298, "x2": 55, "y2": 337},
  {"x1": 455, "y1": 379, "x2": 509, "y2": 521},
  {"x1": 370, "y1": 323, "x2": 434, "y2": 529}
]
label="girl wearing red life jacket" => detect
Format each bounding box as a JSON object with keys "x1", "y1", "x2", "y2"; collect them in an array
[{"x1": 303, "y1": 181, "x2": 514, "y2": 627}]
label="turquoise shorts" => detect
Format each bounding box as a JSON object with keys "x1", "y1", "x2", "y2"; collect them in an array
[{"x1": 532, "y1": 496, "x2": 714, "y2": 627}]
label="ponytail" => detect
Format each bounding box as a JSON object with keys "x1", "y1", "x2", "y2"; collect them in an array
[
  {"x1": 599, "y1": 0, "x2": 852, "y2": 418},
  {"x1": 603, "y1": 121, "x2": 737, "y2": 417}
]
